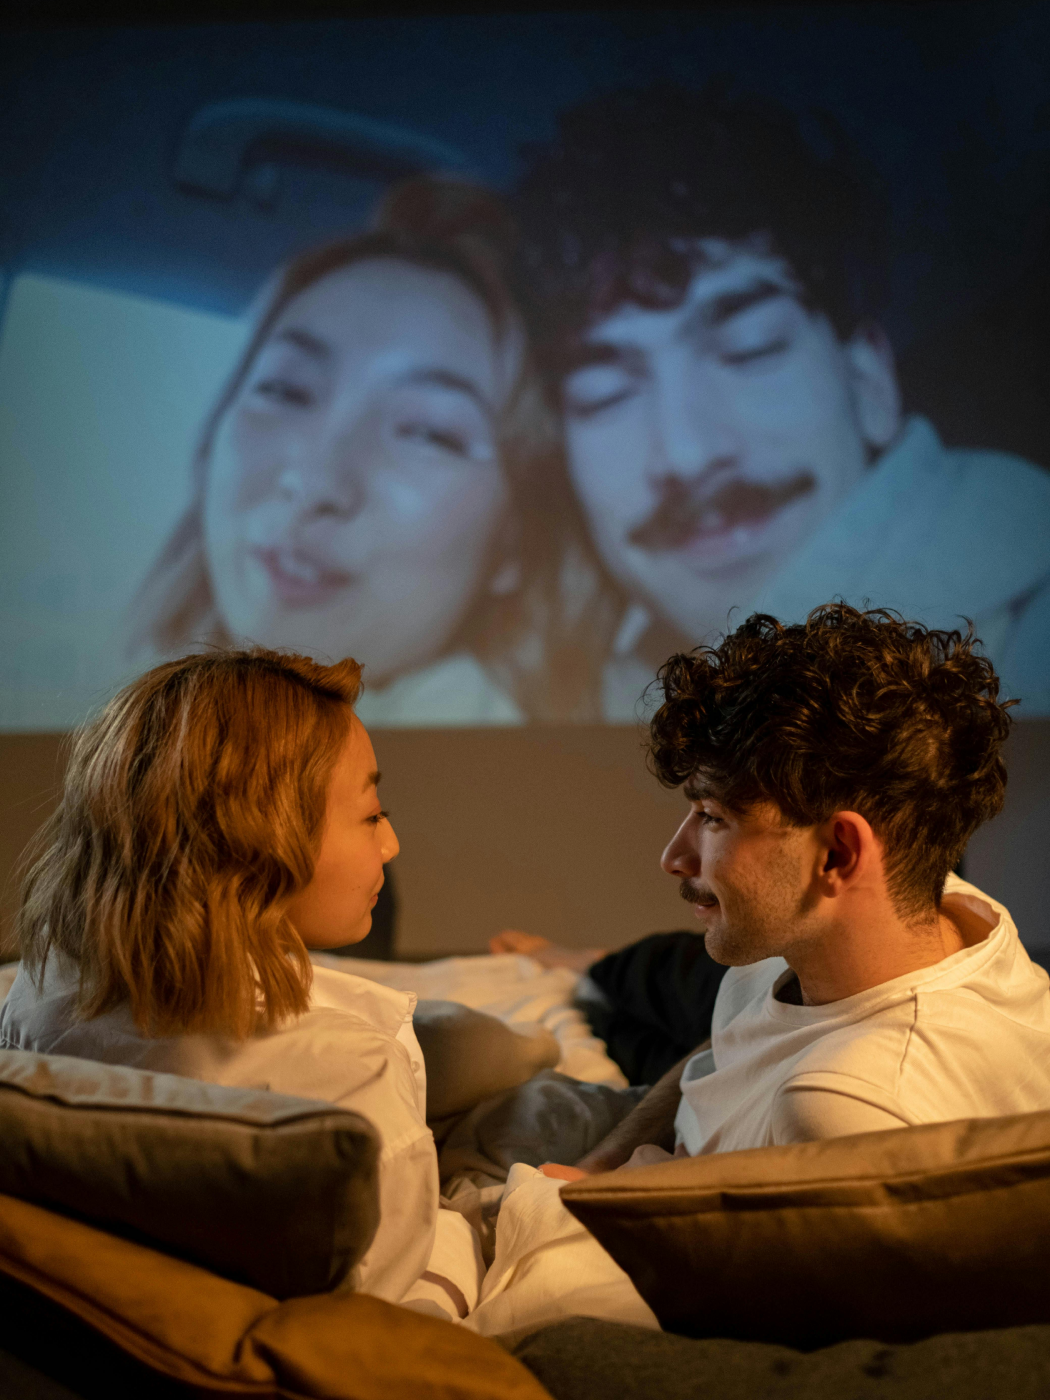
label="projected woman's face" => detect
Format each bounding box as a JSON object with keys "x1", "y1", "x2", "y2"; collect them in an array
[{"x1": 203, "y1": 259, "x2": 517, "y2": 683}]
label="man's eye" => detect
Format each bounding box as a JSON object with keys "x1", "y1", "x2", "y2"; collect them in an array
[
  {"x1": 563, "y1": 366, "x2": 640, "y2": 418},
  {"x1": 720, "y1": 338, "x2": 790, "y2": 367},
  {"x1": 252, "y1": 378, "x2": 314, "y2": 407}
]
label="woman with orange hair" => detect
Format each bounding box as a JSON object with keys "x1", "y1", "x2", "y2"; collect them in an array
[{"x1": 1, "y1": 648, "x2": 482, "y2": 1320}]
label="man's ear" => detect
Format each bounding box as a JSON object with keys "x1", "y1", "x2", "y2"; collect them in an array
[
  {"x1": 843, "y1": 322, "x2": 902, "y2": 454},
  {"x1": 817, "y1": 810, "x2": 879, "y2": 895}
]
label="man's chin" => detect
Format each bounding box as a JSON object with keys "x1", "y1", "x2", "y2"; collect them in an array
[{"x1": 701, "y1": 926, "x2": 773, "y2": 967}]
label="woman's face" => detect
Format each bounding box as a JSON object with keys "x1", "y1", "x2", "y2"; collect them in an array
[
  {"x1": 286, "y1": 717, "x2": 398, "y2": 949},
  {"x1": 203, "y1": 258, "x2": 518, "y2": 683}
]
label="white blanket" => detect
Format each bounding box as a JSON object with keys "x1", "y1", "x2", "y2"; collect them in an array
[
  {"x1": 464, "y1": 1163, "x2": 658, "y2": 1339},
  {"x1": 313, "y1": 951, "x2": 627, "y2": 1088},
  {"x1": 324, "y1": 954, "x2": 660, "y2": 1335}
]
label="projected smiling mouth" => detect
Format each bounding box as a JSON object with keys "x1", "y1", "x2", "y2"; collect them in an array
[{"x1": 628, "y1": 471, "x2": 817, "y2": 552}]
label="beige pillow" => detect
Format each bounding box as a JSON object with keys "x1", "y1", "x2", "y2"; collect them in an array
[
  {"x1": 414, "y1": 999, "x2": 560, "y2": 1119},
  {"x1": 563, "y1": 1109, "x2": 1050, "y2": 1347},
  {"x1": 0, "y1": 1048, "x2": 379, "y2": 1299}
]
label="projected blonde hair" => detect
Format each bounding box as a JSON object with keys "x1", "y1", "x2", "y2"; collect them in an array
[
  {"x1": 126, "y1": 175, "x2": 615, "y2": 721},
  {"x1": 17, "y1": 649, "x2": 361, "y2": 1038}
]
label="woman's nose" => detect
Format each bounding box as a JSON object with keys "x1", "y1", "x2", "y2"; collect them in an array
[
  {"x1": 276, "y1": 464, "x2": 362, "y2": 522},
  {"x1": 382, "y1": 820, "x2": 400, "y2": 864}
]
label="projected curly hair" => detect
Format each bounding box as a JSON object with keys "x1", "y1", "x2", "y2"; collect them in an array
[
  {"x1": 18, "y1": 649, "x2": 361, "y2": 1038},
  {"x1": 515, "y1": 84, "x2": 891, "y2": 375},
  {"x1": 648, "y1": 605, "x2": 1014, "y2": 916}
]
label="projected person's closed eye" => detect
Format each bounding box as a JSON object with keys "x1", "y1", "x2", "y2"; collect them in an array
[{"x1": 128, "y1": 177, "x2": 567, "y2": 726}]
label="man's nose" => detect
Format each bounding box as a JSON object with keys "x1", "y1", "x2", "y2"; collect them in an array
[
  {"x1": 648, "y1": 352, "x2": 740, "y2": 481},
  {"x1": 661, "y1": 813, "x2": 700, "y2": 877}
]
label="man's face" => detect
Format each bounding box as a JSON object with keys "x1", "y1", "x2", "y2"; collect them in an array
[
  {"x1": 660, "y1": 778, "x2": 821, "y2": 966},
  {"x1": 562, "y1": 240, "x2": 900, "y2": 643}
]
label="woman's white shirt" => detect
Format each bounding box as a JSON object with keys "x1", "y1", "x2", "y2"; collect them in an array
[{"x1": 0, "y1": 957, "x2": 482, "y2": 1312}]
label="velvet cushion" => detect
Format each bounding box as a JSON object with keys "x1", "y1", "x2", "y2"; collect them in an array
[
  {"x1": 413, "y1": 999, "x2": 560, "y2": 1119},
  {"x1": 562, "y1": 1109, "x2": 1050, "y2": 1348},
  {"x1": 0, "y1": 1048, "x2": 380, "y2": 1300},
  {"x1": 0, "y1": 1192, "x2": 553, "y2": 1400},
  {"x1": 510, "y1": 1317, "x2": 1050, "y2": 1400}
]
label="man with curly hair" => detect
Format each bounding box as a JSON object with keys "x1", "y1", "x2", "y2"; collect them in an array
[
  {"x1": 567, "y1": 604, "x2": 1050, "y2": 1175},
  {"x1": 466, "y1": 604, "x2": 1050, "y2": 1337},
  {"x1": 514, "y1": 85, "x2": 1050, "y2": 718}
]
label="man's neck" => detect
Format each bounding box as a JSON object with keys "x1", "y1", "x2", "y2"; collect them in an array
[{"x1": 786, "y1": 904, "x2": 967, "y2": 1007}]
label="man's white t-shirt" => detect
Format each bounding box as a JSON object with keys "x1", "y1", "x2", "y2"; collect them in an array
[
  {"x1": 675, "y1": 875, "x2": 1050, "y2": 1156},
  {"x1": 0, "y1": 956, "x2": 482, "y2": 1316}
]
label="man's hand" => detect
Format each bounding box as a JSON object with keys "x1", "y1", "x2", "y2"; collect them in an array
[{"x1": 574, "y1": 1043, "x2": 708, "y2": 1174}]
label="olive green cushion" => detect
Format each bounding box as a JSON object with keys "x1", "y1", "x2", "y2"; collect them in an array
[
  {"x1": 510, "y1": 1317, "x2": 1050, "y2": 1400},
  {"x1": 0, "y1": 1048, "x2": 379, "y2": 1300}
]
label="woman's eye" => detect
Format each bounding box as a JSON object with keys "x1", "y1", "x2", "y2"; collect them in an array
[
  {"x1": 369, "y1": 809, "x2": 390, "y2": 825},
  {"x1": 395, "y1": 421, "x2": 470, "y2": 456},
  {"x1": 251, "y1": 378, "x2": 315, "y2": 408}
]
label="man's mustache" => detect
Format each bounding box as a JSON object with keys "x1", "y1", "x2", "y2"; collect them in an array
[
  {"x1": 628, "y1": 471, "x2": 817, "y2": 552},
  {"x1": 680, "y1": 879, "x2": 718, "y2": 907}
]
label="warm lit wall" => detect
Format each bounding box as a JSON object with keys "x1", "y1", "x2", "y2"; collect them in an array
[{"x1": 3, "y1": 722, "x2": 1048, "y2": 961}]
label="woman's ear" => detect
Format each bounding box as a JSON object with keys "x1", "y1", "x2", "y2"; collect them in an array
[{"x1": 843, "y1": 322, "x2": 902, "y2": 454}]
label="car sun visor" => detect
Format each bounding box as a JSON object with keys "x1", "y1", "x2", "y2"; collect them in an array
[{"x1": 174, "y1": 98, "x2": 471, "y2": 208}]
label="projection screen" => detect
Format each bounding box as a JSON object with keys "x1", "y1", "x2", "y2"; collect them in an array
[{"x1": 2, "y1": 5, "x2": 1048, "y2": 730}]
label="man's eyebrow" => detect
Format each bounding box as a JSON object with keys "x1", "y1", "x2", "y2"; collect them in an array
[
  {"x1": 682, "y1": 777, "x2": 721, "y2": 803},
  {"x1": 400, "y1": 366, "x2": 493, "y2": 414},
  {"x1": 685, "y1": 278, "x2": 792, "y2": 335},
  {"x1": 561, "y1": 341, "x2": 648, "y2": 378},
  {"x1": 274, "y1": 327, "x2": 333, "y2": 361},
  {"x1": 362, "y1": 769, "x2": 381, "y2": 793}
]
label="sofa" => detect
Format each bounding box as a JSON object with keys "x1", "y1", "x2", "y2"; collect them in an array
[{"x1": 3, "y1": 1043, "x2": 1050, "y2": 1400}]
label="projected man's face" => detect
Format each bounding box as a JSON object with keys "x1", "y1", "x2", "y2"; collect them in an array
[
  {"x1": 561, "y1": 241, "x2": 901, "y2": 645},
  {"x1": 204, "y1": 259, "x2": 517, "y2": 683}
]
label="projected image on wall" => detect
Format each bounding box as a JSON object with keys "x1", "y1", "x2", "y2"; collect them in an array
[{"x1": 2, "y1": 9, "x2": 1049, "y2": 729}]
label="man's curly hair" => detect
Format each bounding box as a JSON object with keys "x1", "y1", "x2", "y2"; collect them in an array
[
  {"x1": 514, "y1": 84, "x2": 891, "y2": 379},
  {"x1": 648, "y1": 604, "x2": 1014, "y2": 917}
]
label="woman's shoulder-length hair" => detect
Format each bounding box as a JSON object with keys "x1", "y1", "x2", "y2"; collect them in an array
[
  {"x1": 17, "y1": 648, "x2": 361, "y2": 1040},
  {"x1": 125, "y1": 174, "x2": 619, "y2": 725}
]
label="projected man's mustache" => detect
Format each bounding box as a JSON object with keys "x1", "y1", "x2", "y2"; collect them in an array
[{"x1": 628, "y1": 471, "x2": 817, "y2": 551}]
